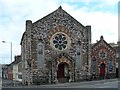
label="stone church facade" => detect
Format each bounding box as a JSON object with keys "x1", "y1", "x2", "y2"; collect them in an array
[
  {"x1": 91, "y1": 36, "x2": 116, "y2": 79},
  {"x1": 20, "y1": 6, "x2": 92, "y2": 85}
]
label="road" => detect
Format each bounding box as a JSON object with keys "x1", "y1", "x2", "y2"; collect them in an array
[{"x1": 2, "y1": 78, "x2": 119, "y2": 88}]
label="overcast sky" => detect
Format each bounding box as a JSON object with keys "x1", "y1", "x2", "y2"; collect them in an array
[{"x1": 0, "y1": 0, "x2": 119, "y2": 64}]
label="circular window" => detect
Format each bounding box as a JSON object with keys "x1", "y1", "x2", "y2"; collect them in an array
[
  {"x1": 99, "y1": 50, "x2": 107, "y2": 59},
  {"x1": 50, "y1": 32, "x2": 70, "y2": 51}
]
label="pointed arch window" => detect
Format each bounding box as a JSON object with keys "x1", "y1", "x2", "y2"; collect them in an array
[
  {"x1": 76, "y1": 42, "x2": 81, "y2": 67},
  {"x1": 91, "y1": 58, "x2": 96, "y2": 74},
  {"x1": 108, "y1": 58, "x2": 113, "y2": 72},
  {"x1": 37, "y1": 41, "x2": 44, "y2": 68}
]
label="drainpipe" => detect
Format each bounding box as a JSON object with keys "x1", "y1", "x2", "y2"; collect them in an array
[
  {"x1": 74, "y1": 62, "x2": 75, "y2": 82},
  {"x1": 51, "y1": 61, "x2": 52, "y2": 84}
]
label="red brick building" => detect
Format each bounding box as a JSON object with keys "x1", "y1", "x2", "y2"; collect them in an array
[{"x1": 91, "y1": 36, "x2": 116, "y2": 79}]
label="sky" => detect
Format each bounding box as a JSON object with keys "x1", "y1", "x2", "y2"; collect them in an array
[{"x1": 0, "y1": 0, "x2": 119, "y2": 64}]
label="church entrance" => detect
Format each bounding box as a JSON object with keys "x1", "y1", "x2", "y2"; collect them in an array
[
  {"x1": 100, "y1": 63, "x2": 106, "y2": 79},
  {"x1": 57, "y1": 62, "x2": 70, "y2": 83}
]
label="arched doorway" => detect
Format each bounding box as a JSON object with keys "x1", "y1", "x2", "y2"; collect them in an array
[
  {"x1": 100, "y1": 63, "x2": 106, "y2": 79},
  {"x1": 57, "y1": 62, "x2": 70, "y2": 83}
]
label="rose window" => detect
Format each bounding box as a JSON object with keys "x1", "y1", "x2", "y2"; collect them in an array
[
  {"x1": 50, "y1": 32, "x2": 70, "y2": 51},
  {"x1": 99, "y1": 50, "x2": 107, "y2": 59}
]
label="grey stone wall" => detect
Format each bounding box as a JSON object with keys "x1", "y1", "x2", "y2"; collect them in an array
[{"x1": 21, "y1": 6, "x2": 91, "y2": 85}]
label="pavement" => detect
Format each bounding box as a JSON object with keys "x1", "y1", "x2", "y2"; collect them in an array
[
  {"x1": 29, "y1": 78, "x2": 119, "y2": 88},
  {"x1": 2, "y1": 78, "x2": 119, "y2": 88},
  {"x1": 2, "y1": 79, "x2": 22, "y2": 87}
]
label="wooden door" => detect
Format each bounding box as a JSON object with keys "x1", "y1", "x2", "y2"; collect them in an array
[
  {"x1": 100, "y1": 63, "x2": 106, "y2": 77},
  {"x1": 57, "y1": 63, "x2": 64, "y2": 78}
]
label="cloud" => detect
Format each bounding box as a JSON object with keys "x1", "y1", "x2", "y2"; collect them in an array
[
  {"x1": 0, "y1": 0, "x2": 118, "y2": 64},
  {"x1": 101, "y1": 0, "x2": 119, "y2": 6},
  {"x1": 61, "y1": 3, "x2": 118, "y2": 43},
  {"x1": 60, "y1": 0, "x2": 119, "y2": 6},
  {"x1": 0, "y1": 0, "x2": 59, "y2": 64}
]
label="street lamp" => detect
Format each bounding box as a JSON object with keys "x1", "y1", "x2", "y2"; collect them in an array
[{"x1": 2, "y1": 41, "x2": 12, "y2": 63}]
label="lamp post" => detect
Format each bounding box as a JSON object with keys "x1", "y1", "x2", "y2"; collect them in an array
[
  {"x1": 2, "y1": 41, "x2": 12, "y2": 63},
  {"x1": 2, "y1": 41, "x2": 14, "y2": 84}
]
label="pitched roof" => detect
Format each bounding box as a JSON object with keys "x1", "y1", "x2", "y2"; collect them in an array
[
  {"x1": 20, "y1": 6, "x2": 87, "y2": 45},
  {"x1": 12, "y1": 55, "x2": 21, "y2": 65},
  {"x1": 33, "y1": 6, "x2": 85, "y2": 28},
  {"x1": 92, "y1": 36, "x2": 116, "y2": 52}
]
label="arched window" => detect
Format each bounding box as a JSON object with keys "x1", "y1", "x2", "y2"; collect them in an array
[
  {"x1": 76, "y1": 43, "x2": 81, "y2": 68},
  {"x1": 108, "y1": 59, "x2": 113, "y2": 72},
  {"x1": 91, "y1": 58, "x2": 96, "y2": 74},
  {"x1": 37, "y1": 41, "x2": 44, "y2": 68}
]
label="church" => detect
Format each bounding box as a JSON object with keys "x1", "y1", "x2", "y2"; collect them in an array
[
  {"x1": 20, "y1": 6, "x2": 116, "y2": 85},
  {"x1": 91, "y1": 36, "x2": 116, "y2": 79}
]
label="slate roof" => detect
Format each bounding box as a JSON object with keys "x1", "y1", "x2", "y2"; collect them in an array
[
  {"x1": 8, "y1": 55, "x2": 21, "y2": 66},
  {"x1": 12, "y1": 55, "x2": 21, "y2": 65}
]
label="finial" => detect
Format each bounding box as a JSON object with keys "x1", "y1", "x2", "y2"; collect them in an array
[
  {"x1": 100, "y1": 35, "x2": 104, "y2": 40},
  {"x1": 59, "y1": 6, "x2": 62, "y2": 9}
]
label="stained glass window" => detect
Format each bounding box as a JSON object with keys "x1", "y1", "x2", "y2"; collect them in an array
[
  {"x1": 99, "y1": 50, "x2": 107, "y2": 59},
  {"x1": 52, "y1": 33, "x2": 68, "y2": 51},
  {"x1": 76, "y1": 44, "x2": 80, "y2": 67},
  {"x1": 92, "y1": 58, "x2": 96, "y2": 73},
  {"x1": 37, "y1": 42, "x2": 43, "y2": 68},
  {"x1": 108, "y1": 59, "x2": 113, "y2": 72}
]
